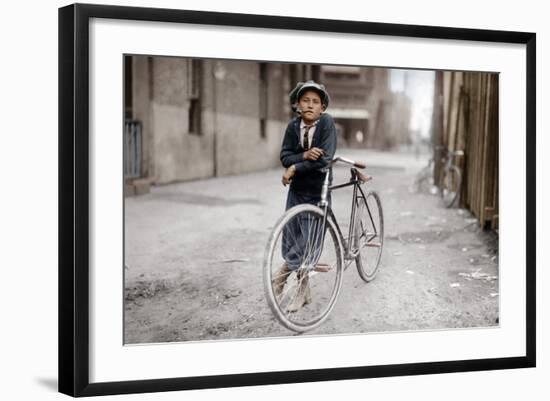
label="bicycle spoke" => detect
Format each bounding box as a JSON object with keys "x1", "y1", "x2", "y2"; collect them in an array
[
  {"x1": 277, "y1": 271, "x2": 298, "y2": 306},
  {"x1": 286, "y1": 271, "x2": 306, "y2": 316},
  {"x1": 264, "y1": 204, "x2": 343, "y2": 332},
  {"x1": 303, "y1": 214, "x2": 316, "y2": 265}
]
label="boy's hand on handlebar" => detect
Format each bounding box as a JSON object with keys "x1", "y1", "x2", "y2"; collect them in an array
[
  {"x1": 282, "y1": 165, "x2": 296, "y2": 186},
  {"x1": 303, "y1": 147, "x2": 324, "y2": 161}
]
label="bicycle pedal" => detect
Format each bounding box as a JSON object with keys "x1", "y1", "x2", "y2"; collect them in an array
[{"x1": 313, "y1": 263, "x2": 332, "y2": 273}]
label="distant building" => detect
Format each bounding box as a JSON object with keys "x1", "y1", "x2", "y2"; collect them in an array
[
  {"x1": 320, "y1": 66, "x2": 412, "y2": 150},
  {"x1": 374, "y1": 91, "x2": 413, "y2": 149},
  {"x1": 124, "y1": 57, "x2": 414, "y2": 196}
]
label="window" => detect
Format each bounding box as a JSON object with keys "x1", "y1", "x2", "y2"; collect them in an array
[
  {"x1": 124, "y1": 55, "x2": 133, "y2": 119},
  {"x1": 259, "y1": 63, "x2": 268, "y2": 139},
  {"x1": 188, "y1": 59, "x2": 202, "y2": 135}
]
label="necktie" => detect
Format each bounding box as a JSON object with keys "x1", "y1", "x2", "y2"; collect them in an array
[{"x1": 303, "y1": 124, "x2": 313, "y2": 151}]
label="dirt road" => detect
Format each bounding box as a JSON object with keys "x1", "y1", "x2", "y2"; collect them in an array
[{"x1": 124, "y1": 149, "x2": 498, "y2": 343}]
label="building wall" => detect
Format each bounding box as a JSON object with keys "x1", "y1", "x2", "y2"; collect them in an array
[
  {"x1": 439, "y1": 71, "x2": 499, "y2": 230},
  {"x1": 210, "y1": 60, "x2": 287, "y2": 177},
  {"x1": 129, "y1": 57, "x2": 297, "y2": 185},
  {"x1": 367, "y1": 68, "x2": 393, "y2": 148},
  {"x1": 150, "y1": 57, "x2": 215, "y2": 184},
  {"x1": 128, "y1": 58, "x2": 415, "y2": 188},
  {"x1": 131, "y1": 57, "x2": 153, "y2": 179},
  {"x1": 374, "y1": 92, "x2": 413, "y2": 149}
]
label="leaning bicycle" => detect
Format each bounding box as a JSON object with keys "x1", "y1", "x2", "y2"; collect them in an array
[
  {"x1": 263, "y1": 156, "x2": 384, "y2": 333},
  {"x1": 414, "y1": 145, "x2": 464, "y2": 208},
  {"x1": 439, "y1": 148, "x2": 464, "y2": 208}
]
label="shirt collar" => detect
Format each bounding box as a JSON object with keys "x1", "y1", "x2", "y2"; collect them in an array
[{"x1": 300, "y1": 118, "x2": 319, "y2": 129}]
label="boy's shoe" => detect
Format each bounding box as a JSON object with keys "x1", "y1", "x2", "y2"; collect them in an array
[
  {"x1": 286, "y1": 271, "x2": 312, "y2": 312},
  {"x1": 272, "y1": 263, "x2": 291, "y2": 298}
]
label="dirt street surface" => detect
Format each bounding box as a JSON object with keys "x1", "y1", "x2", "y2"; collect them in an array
[{"x1": 124, "y1": 149, "x2": 499, "y2": 344}]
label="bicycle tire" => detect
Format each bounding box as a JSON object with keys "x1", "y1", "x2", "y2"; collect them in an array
[
  {"x1": 440, "y1": 165, "x2": 462, "y2": 208},
  {"x1": 354, "y1": 191, "x2": 384, "y2": 282},
  {"x1": 413, "y1": 164, "x2": 433, "y2": 193},
  {"x1": 263, "y1": 204, "x2": 343, "y2": 333}
]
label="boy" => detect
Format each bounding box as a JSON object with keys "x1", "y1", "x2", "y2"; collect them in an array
[{"x1": 275, "y1": 80, "x2": 337, "y2": 312}]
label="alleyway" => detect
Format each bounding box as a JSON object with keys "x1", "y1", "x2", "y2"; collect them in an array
[{"x1": 124, "y1": 148, "x2": 499, "y2": 344}]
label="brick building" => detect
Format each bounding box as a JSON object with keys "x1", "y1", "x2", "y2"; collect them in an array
[
  {"x1": 124, "y1": 56, "x2": 413, "y2": 194},
  {"x1": 320, "y1": 66, "x2": 412, "y2": 150}
]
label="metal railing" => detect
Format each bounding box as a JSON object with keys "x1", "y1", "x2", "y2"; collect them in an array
[{"x1": 124, "y1": 119, "x2": 142, "y2": 179}]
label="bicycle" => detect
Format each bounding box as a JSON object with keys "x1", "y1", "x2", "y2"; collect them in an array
[
  {"x1": 439, "y1": 148, "x2": 464, "y2": 208},
  {"x1": 413, "y1": 145, "x2": 464, "y2": 208},
  {"x1": 263, "y1": 156, "x2": 384, "y2": 333},
  {"x1": 413, "y1": 152, "x2": 436, "y2": 194}
]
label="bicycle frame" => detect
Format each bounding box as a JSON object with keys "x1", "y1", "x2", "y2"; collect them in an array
[
  {"x1": 437, "y1": 146, "x2": 463, "y2": 170},
  {"x1": 317, "y1": 166, "x2": 375, "y2": 265}
]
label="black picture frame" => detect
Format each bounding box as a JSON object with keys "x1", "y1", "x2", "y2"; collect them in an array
[{"x1": 58, "y1": 3, "x2": 536, "y2": 397}]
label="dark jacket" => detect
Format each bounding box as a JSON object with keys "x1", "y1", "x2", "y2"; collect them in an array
[{"x1": 280, "y1": 113, "x2": 337, "y2": 196}]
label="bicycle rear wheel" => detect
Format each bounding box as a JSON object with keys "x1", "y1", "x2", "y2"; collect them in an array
[
  {"x1": 263, "y1": 204, "x2": 343, "y2": 333},
  {"x1": 440, "y1": 165, "x2": 461, "y2": 208},
  {"x1": 354, "y1": 190, "x2": 384, "y2": 282}
]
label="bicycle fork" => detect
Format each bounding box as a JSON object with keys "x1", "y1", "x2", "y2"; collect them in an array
[{"x1": 314, "y1": 170, "x2": 331, "y2": 269}]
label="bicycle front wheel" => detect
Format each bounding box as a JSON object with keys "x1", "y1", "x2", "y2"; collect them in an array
[
  {"x1": 354, "y1": 190, "x2": 384, "y2": 282},
  {"x1": 440, "y1": 165, "x2": 461, "y2": 208},
  {"x1": 263, "y1": 204, "x2": 343, "y2": 333}
]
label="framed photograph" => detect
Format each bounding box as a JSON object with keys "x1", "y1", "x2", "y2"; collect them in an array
[{"x1": 58, "y1": 3, "x2": 536, "y2": 397}]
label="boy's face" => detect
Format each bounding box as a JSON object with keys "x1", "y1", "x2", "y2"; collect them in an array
[{"x1": 298, "y1": 90, "x2": 323, "y2": 124}]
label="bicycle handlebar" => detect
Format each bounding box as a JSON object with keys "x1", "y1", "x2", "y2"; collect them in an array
[
  {"x1": 331, "y1": 156, "x2": 366, "y2": 169},
  {"x1": 434, "y1": 145, "x2": 464, "y2": 157}
]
